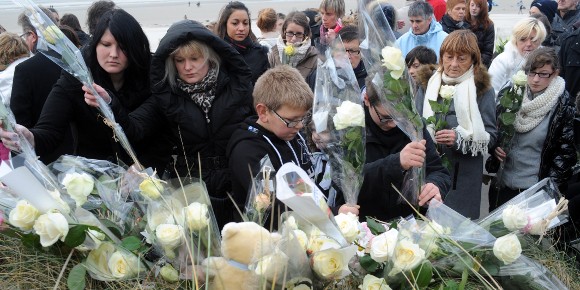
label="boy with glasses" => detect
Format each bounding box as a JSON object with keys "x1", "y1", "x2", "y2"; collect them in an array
[{"x1": 227, "y1": 66, "x2": 315, "y2": 220}]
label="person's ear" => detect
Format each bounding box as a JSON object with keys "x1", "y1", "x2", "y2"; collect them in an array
[
  {"x1": 363, "y1": 92, "x2": 370, "y2": 106},
  {"x1": 31, "y1": 31, "x2": 38, "y2": 44},
  {"x1": 256, "y1": 103, "x2": 269, "y2": 122}
]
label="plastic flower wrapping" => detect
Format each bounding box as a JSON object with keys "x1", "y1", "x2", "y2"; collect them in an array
[
  {"x1": 357, "y1": 0, "x2": 424, "y2": 206},
  {"x1": 311, "y1": 38, "x2": 365, "y2": 207},
  {"x1": 244, "y1": 155, "x2": 276, "y2": 226},
  {"x1": 12, "y1": 0, "x2": 142, "y2": 169}
]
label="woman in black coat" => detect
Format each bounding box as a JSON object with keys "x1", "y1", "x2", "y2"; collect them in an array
[
  {"x1": 440, "y1": 0, "x2": 470, "y2": 34},
  {"x1": 85, "y1": 20, "x2": 254, "y2": 228},
  {"x1": 216, "y1": 1, "x2": 269, "y2": 84},
  {"x1": 1, "y1": 9, "x2": 169, "y2": 171},
  {"x1": 466, "y1": 0, "x2": 495, "y2": 67}
]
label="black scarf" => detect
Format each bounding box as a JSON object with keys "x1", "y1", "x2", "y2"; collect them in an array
[
  {"x1": 353, "y1": 61, "x2": 368, "y2": 89},
  {"x1": 224, "y1": 35, "x2": 255, "y2": 54},
  {"x1": 177, "y1": 64, "x2": 219, "y2": 123}
]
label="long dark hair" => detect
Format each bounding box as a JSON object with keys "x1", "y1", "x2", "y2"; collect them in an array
[
  {"x1": 466, "y1": 0, "x2": 493, "y2": 30},
  {"x1": 216, "y1": 1, "x2": 258, "y2": 42},
  {"x1": 86, "y1": 9, "x2": 150, "y2": 95}
]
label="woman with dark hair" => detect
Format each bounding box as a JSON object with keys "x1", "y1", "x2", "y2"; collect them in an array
[
  {"x1": 84, "y1": 20, "x2": 254, "y2": 228},
  {"x1": 415, "y1": 30, "x2": 497, "y2": 219},
  {"x1": 487, "y1": 47, "x2": 576, "y2": 210},
  {"x1": 268, "y1": 11, "x2": 319, "y2": 83},
  {"x1": 60, "y1": 13, "x2": 90, "y2": 46},
  {"x1": 216, "y1": 1, "x2": 268, "y2": 84},
  {"x1": 1, "y1": 9, "x2": 169, "y2": 171},
  {"x1": 466, "y1": 0, "x2": 495, "y2": 67}
]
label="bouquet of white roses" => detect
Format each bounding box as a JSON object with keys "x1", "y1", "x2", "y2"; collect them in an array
[
  {"x1": 244, "y1": 155, "x2": 276, "y2": 226},
  {"x1": 312, "y1": 38, "x2": 365, "y2": 207}
]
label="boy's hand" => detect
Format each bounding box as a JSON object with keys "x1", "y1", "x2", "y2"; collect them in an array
[
  {"x1": 400, "y1": 140, "x2": 426, "y2": 170},
  {"x1": 418, "y1": 183, "x2": 442, "y2": 206},
  {"x1": 338, "y1": 204, "x2": 360, "y2": 216}
]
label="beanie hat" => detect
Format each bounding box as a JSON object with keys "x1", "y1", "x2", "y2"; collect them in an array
[{"x1": 530, "y1": 0, "x2": 558, "y2": 24}]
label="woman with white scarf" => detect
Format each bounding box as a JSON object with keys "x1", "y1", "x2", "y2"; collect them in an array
[
  {"x1": 415, "y1": 30, "x2": 497, "y2": 219},
  {"x1": 487, "y1": 47, "x2": 576, "y2": 210},
  {"x1": 268, "y1": 11, "x2": 319, "y2": 88}
]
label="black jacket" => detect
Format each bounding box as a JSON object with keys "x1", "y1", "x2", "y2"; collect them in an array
[
  {"x1": 487, "y1": 86, "x2": 577, "y2": 188},
  {"x1": 440, "y1": 14, "x2": 470, "y2": 34},
  {"x1": 227, "y1": 116, "x2": 314, "y2": 206},
  {"x1": 357, "y1": 109, "x2": 451, "y2": 221},
  {"x1": 550, "y1": 9, "x2": 580, "y2": 49},
  {"x1": 112, "y1": 20, "x2": 253, "y2": 194},
  {"x1": 560, "y1": 28, "x2": 580, "y2": 101},
  {"x1": 10, "y1": 53, "x2": 74, "y2": 164},
  {"x1": 471, "y1": 22, "x2": 495, "y2": 68},
  {"x1": 226, "y1": 38, "x2": 269, "y2": 84}
]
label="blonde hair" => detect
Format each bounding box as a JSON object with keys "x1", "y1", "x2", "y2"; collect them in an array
[
  {"x1": 319, "y1": 0, "x2": 346, "y2": 18},
  {"x1": 510, "y1": 17, "x2": 547, "y2": 47},
  {"x1": 163, "y1": 40, "x2": 221, "y2": 89},
  {"x1": 253, "y1": 65, "x2": 313, "y2": 111},
  {"x1": 0, "y1": 32, "x2": 29, "y2": 70}
]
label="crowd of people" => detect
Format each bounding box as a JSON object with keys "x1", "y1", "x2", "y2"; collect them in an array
[{"x1": 1, "y1": 0, "x2": 580, "y2": 232}]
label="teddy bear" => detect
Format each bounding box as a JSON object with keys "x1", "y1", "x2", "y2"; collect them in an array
[{"x1": 202, "y1": 222, "x2": 281, "y2": 290}]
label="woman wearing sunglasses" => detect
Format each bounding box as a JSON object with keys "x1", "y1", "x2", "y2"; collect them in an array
[{"x1": 487, "y1": 47, "x2": 576, "y2": 210}]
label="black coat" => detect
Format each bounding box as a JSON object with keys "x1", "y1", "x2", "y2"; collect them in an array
[
  {"x1": 549, "y1": 9, "x2": 580, "y2": 50},
  {"x1": 440, "y1": 14, "x2": 470, "y2": 34},
  {"x1": 487, "y1": 86, "x2": 577, "y2": 188},
  {"x1": 226, "y1": 38, "x2": 269, "y2": 84},
  {"x1": 111, "y1": 21, "x2": 253, "y2": 226},
  {"x1": 471, "y1": 22, "x2": 495, "y2": 68},
  {"x1": 560, "y1": 28, "x2": 580, "y2": 101},
  {"x1": 357, "y1": 109, "x2": 451, "y2": 222},
  {"x1": 10, "y1": 53, "x2": 74, "y2": 164}
]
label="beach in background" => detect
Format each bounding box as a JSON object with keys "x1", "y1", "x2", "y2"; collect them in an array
[{"x1": 1, "y1": 0, "x2": 535, "y2": 51}]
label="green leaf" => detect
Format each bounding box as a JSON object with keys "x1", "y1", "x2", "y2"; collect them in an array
[
  {"x1": 121, "y1": 236, "x2": 142, "y2": 251},
  {"x1": 428, "y1": 100, "x2": 442, "y2": 112},
  {"x1": 21, "y1": 232, "x2": 42, "y2": 249},
  {"x1": 499, "y1": 93, "x2": 514, "y2": 108},
  {"x1": 458, "y1": 268, "x2": 468, "y2": 290},
  {"x1": 412, "y1": 261, "x2": 433, "y2": 288},
  {"x1": 366, "y1": 217, "x2": 386, "y2": 235},
  {"x1": 499, "y1": 112, "x2": 516, "y2": 126},
  {"x1": 99, "y1": 218, "x2": 122, "y2": 238},
  {"x1": 442, "y1": 280, "x2": 459, "y2": 290},
  {"x1": 359, "y1": 254, "x2": 381, "y2": 273},
  {"x1": 67, "y1": 263, "x2": 86, "y2": 290},
  {"x1": 65, "y1": 225, "x2": 89, "y2": 248}
]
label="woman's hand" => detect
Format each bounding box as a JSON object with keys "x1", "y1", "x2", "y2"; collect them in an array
[
  {"x1": 338, "y1": 204, "x2": 360, "y2": 216},
  {"x1": 0, "y1": 122, "x2": 34, "y2": 151},
  {"x1": 83, "y1": 83, "x2": 111, "y2": 107},
  {"x1": 418, "y1": 183, "x2": 442, "y2": 207},
  {"x1": 434, "y1": 129, "x2": 456, "y2": 146},
  {"x1": 494, "y1": 147, "x2": 507, "y2": 162}
]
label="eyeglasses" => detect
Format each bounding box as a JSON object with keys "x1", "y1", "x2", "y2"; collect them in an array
[
  {"x1": 20, "y1": 31, "x2": 31, "y2": 39},
  {"x1": 285, "y1": 32, "x2": 305, "y2": 39},
  {"x1": 269, "y1": 107, "x2": 309, "y2": 128},
  {"x1": 346, "y1": 49, "x2": 361, "y2": 55},
  {"x1": 372, "y1": 105, "x2": 394, "y2": 123},
  {"x1": 527, "y1": 71, "x2": 554, "y2": 78}
]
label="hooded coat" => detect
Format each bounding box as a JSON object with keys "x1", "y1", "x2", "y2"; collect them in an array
[
  {"x1": 395, "y1": 18, "x2": 448, "y2": 62},
  {"x1": 111, "y1": 20, "x2": 253, "y2": 227},
  {"x1": 414, "y1": 65, "x2": 497, "y2": 219}
]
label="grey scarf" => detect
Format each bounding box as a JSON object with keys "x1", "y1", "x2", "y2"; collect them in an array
[{"x1": 177, "y1": 65, "x2": 218, "y2": 123}]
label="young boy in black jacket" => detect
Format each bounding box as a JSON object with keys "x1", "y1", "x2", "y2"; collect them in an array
[
  {"x1": 227, "y1": 66, "x2": 315, "y2": 216},
  {"x1": 341, "y1": 78, "x2": 451, "y2": 222}
]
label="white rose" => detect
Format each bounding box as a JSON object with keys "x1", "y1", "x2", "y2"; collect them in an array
[
  {"x1": 390, "y1": 239, "x2": 426, "y2": 275},
  {"x1": 438, "y1": 85, "x2": 456, "y2": 100},
  {"x1": 381, "y1": 46, "x2": 405, "y2": 80},
  {"x1": 139, "y1": 177, "x2": 164, "y2": 200},
  {"x1": 254, "y1": 193, "x2": 271, "y2": 211},
  {"x1": 512, "y1": 70, "x2": 527, "y2": 87},
  {"x1": 335, "y1": 213, "x2": 360, "y2": 244},
  {"x1": 48, "y1": 189, "x2": 71, "y2": 214},
  {"x1": 493, "y1": 234, "x2": 522, "y2": 265},
  {"x1": 285, "y1": 216, "x2": 299, "y2": 230},
  {"x1": 359, "y1": 274, "x2": 392, "y2": 290},
  {"x1": 502, "y1": 205, "x2": 528, "y2": 231},
  {"x1": 286, "y1": 277, "x2": 313, "y2": 290},
  {"x1": 61, "y1": 172, "x2": 94, "y2": 207},
  {"x1": 370, "y1": 229, "x2": 398, "y2": 263},
  {"x1": 333, "y1": 100, "x2": 365, "y2": 130},
  {"x1": 253, "y1": 250, "x2": 289, "y2": 280},
  {"x1": 33, "y1": 211, "x2": 69, "y2": 247},
  {"x1": 108, "y1": 250, "x2": 139, "y2": 279},
  {"x1": 308, "y1": 234, "x2": 341, "y2": 254},
  {"x1": 9, "y1": 200, "x2": 40, "y2": 230},
  {"x1": 156, "y1": 224, "x2": 184, "y2": 257},
  {"x1": 312, "y1": 248, "x2": 348, "y2": 279},
  {"x1": 183, "y1": 202, "x2": 209, "y2": 231},
  {"x1": 160, "y1": 263, "x2": 179, "y2": 282},
  {"x1": 293, "y1": 229, "x2": 308, "y2": 251}
]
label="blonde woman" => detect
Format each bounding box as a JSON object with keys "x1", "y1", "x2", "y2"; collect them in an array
[{"x1": 0, "y1": 32, "x2": 29, "y2": 103}]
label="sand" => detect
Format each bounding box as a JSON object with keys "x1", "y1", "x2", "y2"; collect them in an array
[{"x1": 0, "y1": 0, "x2": 537, "y2": 51}]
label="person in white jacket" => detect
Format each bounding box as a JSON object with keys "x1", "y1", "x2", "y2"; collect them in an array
[
  {"x1": 0, "y1": 32, "x2": 30, "y2": 105},
  {"x1": 488, "y1": 17, "x2": 546, "y2": 95}
]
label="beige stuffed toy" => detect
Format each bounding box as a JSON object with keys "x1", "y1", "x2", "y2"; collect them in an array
[{"x1": 203, "y1": 222, "x2": 280, "y2": 290}]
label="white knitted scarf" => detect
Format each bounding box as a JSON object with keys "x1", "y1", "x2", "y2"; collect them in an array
[
  {"x1": 514, "y1": 76, "x2": 564, "y2": 133},
  {"x1": 276, "y1": 36, "x2": 311, "y2": 67},
  {"x1": 423, "y1": 66, "x2": 490, "y2": 156}
]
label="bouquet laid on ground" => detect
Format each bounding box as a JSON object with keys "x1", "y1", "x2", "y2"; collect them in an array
[
  {"x1": 244, "y1": 156, "x2": 275, "y2": 226},
  {"x1": 13, "y1": 0, "x2": 142, "y2": 168},
  {"x1": 312, "y1": 39, "x2": 365, "y2": 207},
  {"x1": 357, "y1": 1, "x2": 424, "y2": 205}
]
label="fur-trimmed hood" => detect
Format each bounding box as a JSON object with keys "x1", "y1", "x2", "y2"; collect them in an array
[{"x1": 415, "y1": 64, "x2": 492, "y2": 97}]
